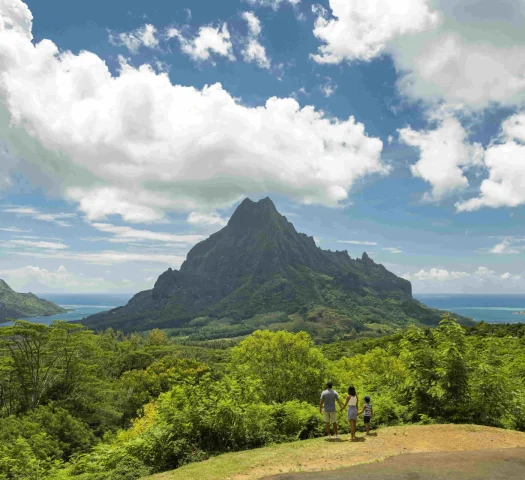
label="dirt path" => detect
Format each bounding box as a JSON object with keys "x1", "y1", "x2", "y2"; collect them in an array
[
  {"x1": 145, "y1": 425, "x2": 525, "y2": 480},
  {"x1": 262, "y1": 448, "x2": 525, "y2": 479}
]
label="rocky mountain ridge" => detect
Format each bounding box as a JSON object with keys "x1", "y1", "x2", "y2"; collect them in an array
[{"x1": 82, "y1": 198, "x2": 472, "y2": 335}]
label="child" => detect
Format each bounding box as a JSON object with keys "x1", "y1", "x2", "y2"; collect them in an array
[{"x1": 359, "y1": 395, "x2": 373, "y2": 435}]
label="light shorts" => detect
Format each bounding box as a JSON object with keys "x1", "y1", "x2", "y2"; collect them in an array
[{"x1": 323, "y1": 411, "x2": 337, "y2": 423}]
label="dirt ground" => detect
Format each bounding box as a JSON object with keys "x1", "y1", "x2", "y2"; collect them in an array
[
  {"x1": 145, "y1": 424, "x2": 525, "y2": 480},
  {"x1": 262, "y1": 448, "x2": 525, "y2": 479},
  {"x1": 233, "y1": 424, "x2": 525, "y2": 480}
]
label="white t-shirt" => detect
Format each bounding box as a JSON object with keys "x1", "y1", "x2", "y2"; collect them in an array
[{"x1": 349, "y1": 395, "x2": 357, "y2": 406}]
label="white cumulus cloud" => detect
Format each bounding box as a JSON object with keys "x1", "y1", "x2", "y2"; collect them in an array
[
  {"x1": 109, "y1": 24, "x2": 159, "y2": 54},
  {"x1": 488, "y1": 239, "x2": 521, "y2": 255},
  {"x1": 241, "y1": 12, "x2": 270, "y2": 69},
  {"x1": 413, "y1": 268, "x2": 470, "y2": 281},
  {"x1": 167, "y1": 23, "x2": 235, "y2": 62},
  {"x1": 312, "y1": 1, "x2": 525, "y2": 109},
  {"x1": 311, "y1": 0, "x2": 439, "y2": 64},
  {"x1": 399, "y1": 114, "x2": 484, "y2": 200},
  {"x1": 403, "y1": 264, "x2": 525, "y2": 293},
  {"x1": 307, "y1": 0, "x2": 525, "y2": 211},
  {"x1": 456, "y1": 114, "x2": 525, "y2": 211},
  {"x1": 0, "y1": 1, "x2": 387, "y2": 223}
]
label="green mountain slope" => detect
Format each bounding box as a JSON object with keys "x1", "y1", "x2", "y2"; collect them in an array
[
  {"x1": 0, "y1": 280, "x2": 66, "y2": 322},
  {"x1": 82, "y1": 198, "x2": 474, "y2": 338}
]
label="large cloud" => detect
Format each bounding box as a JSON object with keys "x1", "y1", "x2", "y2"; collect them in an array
[
  {"x1": 312, "y1": 0, "x2": 440, "y2": 64},
  {"x1": 456, "y1": 113, "x2": 525, "y2": 211},
  {"x1": 0, "y1": 0, "x2": 386, "y2": 223},
  {"x1": 399, "y1": 114, "x2": 483, "y2": 200},
  {"x1": 313, "y1": 0, "x2": 525, "y2": 109},
  {"x1": 309, "y1": 0, "x2": 525, "y2": 206}
]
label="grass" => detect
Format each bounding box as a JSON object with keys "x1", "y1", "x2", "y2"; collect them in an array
[{"x1": 143, "y1": 424, "x2": 525, "y2": 480}]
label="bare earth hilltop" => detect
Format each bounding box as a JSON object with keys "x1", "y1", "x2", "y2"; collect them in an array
[{"x1": 144, "y1": 424, "x2": 525, "y2": 480}]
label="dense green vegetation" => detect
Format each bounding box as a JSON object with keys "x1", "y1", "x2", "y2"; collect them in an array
[
  {"x1": 1, "y1": 316, "x2": 524, "y2": 479},
  {"x1": 87, "y1": 296, "x2": 472, "y2": 345},
  {"x1": 0, "y1": 279, "x2": 66, "y2": 322}
]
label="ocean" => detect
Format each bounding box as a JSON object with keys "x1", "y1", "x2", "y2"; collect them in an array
[
  {"x1": 414, "y1": 294, "x2": 525, "y2": 324},
  {"x1": 2, "y1": 293, "x2": 133, "y2": 326},
  {"x1": 4, "y1": 293, "x2": 525, "y2": 327}
]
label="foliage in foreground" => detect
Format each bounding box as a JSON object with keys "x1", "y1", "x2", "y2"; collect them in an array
[{"x1": 0, "y1": 317, "x2": 525, "y2": 479}]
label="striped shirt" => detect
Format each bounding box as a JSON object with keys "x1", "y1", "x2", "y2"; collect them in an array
[{"x1": 364, "y1": 403, "x2": 372, "y2": 417}]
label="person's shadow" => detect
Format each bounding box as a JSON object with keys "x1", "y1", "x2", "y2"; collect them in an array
[{"x1": 324, "y1": 437, "x2": 367, "y2": 442}]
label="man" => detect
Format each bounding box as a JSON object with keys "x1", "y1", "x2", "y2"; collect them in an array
[{"x1": 320, "y1": 382, "x2": 343, "y2": 438}]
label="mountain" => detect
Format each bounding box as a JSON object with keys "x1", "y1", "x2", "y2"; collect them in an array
[
  {"x1": 0, "y1": 280, "x2": 67, "y2": 322},
  {"x1": 82, "y1": 198, "x2": 474, "y2": 340}
]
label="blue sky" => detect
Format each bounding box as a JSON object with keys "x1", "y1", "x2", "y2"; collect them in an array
[{"x1": 2, "y1": 0, "x2": 525, "y2": 293}]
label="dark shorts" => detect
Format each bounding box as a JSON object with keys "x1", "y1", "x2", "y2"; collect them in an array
[{"x1": 364, "y1": 415, "x2": 371, "y2": 424}]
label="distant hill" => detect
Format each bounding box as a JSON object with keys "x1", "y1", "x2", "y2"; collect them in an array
[
  {"x1": 0, "y1": 280, "x2": 67, "y2": 322},
  {"x1": 82, "y1": 197, "x2": 474, "y2": 339}
]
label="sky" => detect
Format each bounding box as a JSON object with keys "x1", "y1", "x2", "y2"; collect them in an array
[{"x1": 2, "y1": 0, "x2": 525, "y2": 294}]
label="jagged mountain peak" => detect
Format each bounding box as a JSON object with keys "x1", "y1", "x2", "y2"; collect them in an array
[
  {"x1": 227, "y1": 196, "x2": 283, "y2": 232},
  {"x1": 361, "y1": 252, "x2": 373, "y2": 262},
  {"x1": 148, "y1": 197, "x2": 411, "y2": 306},
  {"x1": 83, "y1": 197, "x2": 428, "y2": 332}
]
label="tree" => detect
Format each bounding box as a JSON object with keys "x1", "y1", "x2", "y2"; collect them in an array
[
  {"x1": 231, "y1": 330, "x2": 328, "y2": 403},
  {"x1": 399, "y1": 325, "x2": 439, "y2": 419},
  {"x1": 432, "y1": 315, "x2": 470, "y2": 421},
  {"x1": 0, "y1": 321, "x2": 65, "y2": 411},
  {"x1": 146, "y1": 329, "x2": 169, "y2": 346}
]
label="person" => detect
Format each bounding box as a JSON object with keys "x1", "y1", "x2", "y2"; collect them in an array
[
  {"x1": 359, "y1": 395, "x2": 373, "y2": 435},
  {"x1": 320, "y1": 382, "x2": 343, "y2": 438},
  {"x1": 340, "y1": 385, "x2": 358, "y2": 440}
]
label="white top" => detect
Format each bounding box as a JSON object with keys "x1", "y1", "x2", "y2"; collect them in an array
[{"x1": 349, "y1": 395, "x2": 357, "y2": 406}]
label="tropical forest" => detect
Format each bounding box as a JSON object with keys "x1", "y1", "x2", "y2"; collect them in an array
[{"x1": 1, "y1": 316, "x2": 525, "y2": 479}]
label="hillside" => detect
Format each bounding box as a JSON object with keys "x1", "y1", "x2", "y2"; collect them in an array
[
  {"x1": 82, "y1": 197, "x2": 474, "y2": 338},
  {"x1": 144, "y1": 424, "x2": 525, "y2": 480},
  {"x1": 0, "y1": 279, "x2": 66, "y2": 322}
]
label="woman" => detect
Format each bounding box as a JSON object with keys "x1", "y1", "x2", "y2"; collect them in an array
[{"x1": 340, "y1": 385, "x2": 358, "y2": 440}]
